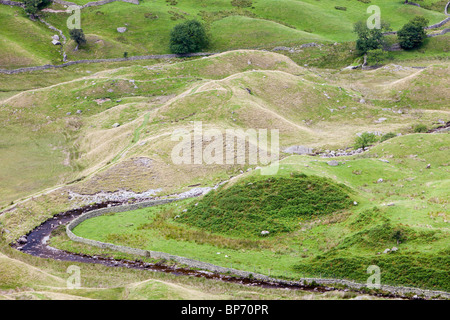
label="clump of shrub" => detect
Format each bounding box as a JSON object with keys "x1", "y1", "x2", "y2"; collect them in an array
[
  {"x1": 380, "y1": 132, "x2": 397, "y2": 142},
  {"x1": 169, "y1": 20, "x2": 209, "y2": 54},
  {"x1": 398, "y1": 16, "x2": 429, "y2": 50},
  {"x1": 354, "y1": 132, "x2": 378, "y2": 149},
  {"x1": 168, "y1": 10, "x2": 187, "y2": 20},
  {"x1": 144, "y1": 12, "x2": 158, "y2": 19},
  {"x1": 413, "y1": 124, "x2": 428, "y2": 133},
  {"x1": 290, "y1": 171, "x2": 307, "y2": 178},
  {"x1": 335, "y1": 6, "x2": 347, "y2": 11},
  {"x1": 366, "y1": 48, "x2": 388, "y2": 66},
  {"x1": 231, "y1": 0, "x2": 252, "y2": 8}
]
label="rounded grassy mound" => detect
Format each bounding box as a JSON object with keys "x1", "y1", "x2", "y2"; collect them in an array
[{"x1": 177, "y1": 174, "x2": 353, "y2": 237}]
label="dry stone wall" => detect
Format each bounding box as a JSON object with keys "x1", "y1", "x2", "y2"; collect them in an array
[
  {"x1": 0, "y1": 52, "x2": 214, "y2": 74},
  {"x1": 0, "y1": 0, "x2": 24, "y2": 6}
]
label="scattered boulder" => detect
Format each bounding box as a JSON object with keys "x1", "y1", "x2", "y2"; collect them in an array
[
  {"x1": 300, "y1": 42, "x2": 318, "y2": 48},
  {"x1": 51, "y1": 39, "x2": 61, "y2": 45},
  {"x1": 383, "y1": 248, "x2": 390, "y2": 254},
  {"x1": 94, "y1": 98, "x2": 111, "y2": 105},
  {"x1": 377, "y1": 178, "x2": 384, "y2": 183},
  {"x1": 426, "y1": 164, "x2": 431, "y2": 169},
  {"x1": 272, "y1": 46, "x2": 290, "y2": 51},
  {"x1": 283, "y1": 145, "x2": 313, "y2": 155},
  {"x1": 375, "y1": 117, "x2": 387, "y2": 123},
  {"x1": 261, "y1": 230, "x2": 270, "y2": 236},
  {"x1": 112, "y1": 123, "x2": 120, "y2": 128},
  {"x1": 17, "y1": 235, "x2": 27, "y2": 244},
  {"x1": 117, "y1": 27, "x2": 127, "y2": 33},
  {"x1": 327, "y1": 160, "x2": 339, "y2": 166},
  {"x1": 391, "y1": 247, "x2": 398, "y2": 252}
]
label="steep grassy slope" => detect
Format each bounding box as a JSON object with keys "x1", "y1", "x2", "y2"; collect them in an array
[
  {"x1": 1, "y1": 0, "x2": 447, "y2": 68},
  {"x1": 0, "y1": 6, "x2": 62, "y2": 68}
]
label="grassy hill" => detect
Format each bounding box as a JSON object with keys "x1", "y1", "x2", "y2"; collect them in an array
[
  {"x1": 178, "y1": 175, "x2": 353, "y2": 237},
  {"x1": 0, "y1": 0, "x2": 448, "y2": 68}
]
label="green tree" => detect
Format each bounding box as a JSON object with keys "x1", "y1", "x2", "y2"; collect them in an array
[
  {"x1": 354, "y1": 132, "x2": 378, "y2": 149},
  {"x1": 169, "y1": 20, "x2": 209, "y2": 54},
  {"x1": 353, "y1": 20, "x2": 391, "y2": 54},
  {"x1": 24, "y1": 0, "x2": 51, "y2": 16},
  {"x1": 69, "y1": 29, "x2": 87, "y2": 50},
  {"x1": 397, "y1": 17, "x2": 429, "y2": 50}
]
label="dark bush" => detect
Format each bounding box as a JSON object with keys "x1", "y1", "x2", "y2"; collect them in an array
[
  {"x1": 413, "y1": 124, "x2": 428, "y2": 133},
  {"x1": 398, "y1": 17, "x2": 429, "y2": 50},
  {"x1": 169, "y1": 20, "x2": 209, "y2": 54},
  {"x1": 69, "y1": 29, "x2": 87, "y2": 48},
  {"x1": 380, "y1": 132, "x2": 397, "y2": 142}
]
